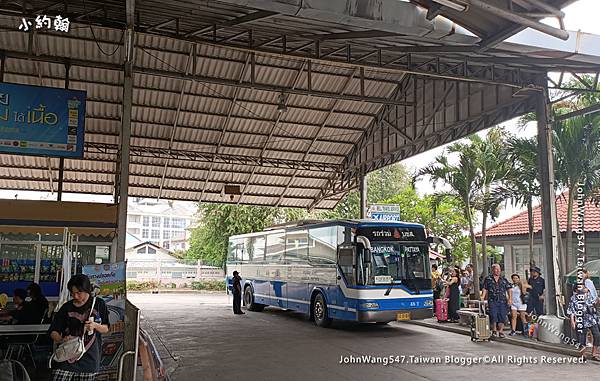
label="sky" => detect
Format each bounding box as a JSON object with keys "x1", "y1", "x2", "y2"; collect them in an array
[{"x1": 1, "y1": 0, "x2": 600, "y2": 223}]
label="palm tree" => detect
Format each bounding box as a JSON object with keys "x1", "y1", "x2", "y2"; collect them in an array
[
  {"x1": 471, "y1": 128, "x2": 511, "y2": 278},
  {"x1": 553, "y1": 113, "x2": 600, "y2": 272},
  {"x1": 501, "y1": 136, "x2": 540, "y2": 269},
  {"x1": 415, "y1": 143, "x2": 482, "y2": 295}
]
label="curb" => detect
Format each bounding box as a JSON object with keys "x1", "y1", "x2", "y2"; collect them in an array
[{"x1": 406, "y1": 320, "x2": 581, "y2": 357}]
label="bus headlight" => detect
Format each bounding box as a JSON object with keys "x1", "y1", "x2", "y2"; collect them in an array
[
  {"x1": 360, "y1": 302, "x2": 380, "y2": 309},
  {"x1": 424, "y1": 299, "x2": 433, "y2": 307}
]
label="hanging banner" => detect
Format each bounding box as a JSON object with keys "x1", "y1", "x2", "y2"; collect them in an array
[
  {"x1": 83, "y1": 262, "x2": 127, "y2": 381},
  {"x1": 0, "y1": 82, "x2": 86, "y2": 158}
]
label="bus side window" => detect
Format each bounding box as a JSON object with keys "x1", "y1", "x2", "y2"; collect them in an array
[
  {"x1": 251, "y1": 236, "x2": 266, "y2": 262},
  {"x1": 228, "y1": 241, "x2": 236, "y2": 262},
  {"x1": 338, "y1": 248, "x2": 355, "y2": 286},
  {"x1": 266, "y1": 232, "x2": 285, "y2": 264}
]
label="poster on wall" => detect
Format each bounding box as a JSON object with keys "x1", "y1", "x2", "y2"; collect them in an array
[
  {"x1": 0, "y1": 82, "x2": 86, "y2": 158},
  {"x1": 83, "y1": 262, "x2": 126, "y2": 380}
]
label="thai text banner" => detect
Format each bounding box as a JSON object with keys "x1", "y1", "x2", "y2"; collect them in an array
[{"x1": 0, "y1": 82, "x2": 86, "y2": 158}]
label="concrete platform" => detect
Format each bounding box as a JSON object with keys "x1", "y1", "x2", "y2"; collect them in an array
[{"x1": 129, "y1": 293, "x2": 599, "y2": 381}]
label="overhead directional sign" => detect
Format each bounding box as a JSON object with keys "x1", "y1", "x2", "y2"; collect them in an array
[
  {"x1": 367, "y1": 204, "x2": 401, "y2": 221},
  {"x1": 0, "y1": 82, "x2": 86, "y2": 158},
  {"x1": 370, "y1": 212, "x2": 401, "y2": 221}
]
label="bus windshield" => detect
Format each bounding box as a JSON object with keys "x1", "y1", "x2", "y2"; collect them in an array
[{"x1": 369, "y1": 242, "x2": 430, "y2": 286}]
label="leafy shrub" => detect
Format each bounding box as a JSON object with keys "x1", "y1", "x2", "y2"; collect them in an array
[
  {"x1": 191, "y1": 280, "x2": 226, "y2": 291},
  {"x1": 127, "y1": 281, "x2": 159, "y2": 291}
]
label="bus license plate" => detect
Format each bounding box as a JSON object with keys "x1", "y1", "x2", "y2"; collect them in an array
[{"x1": 396, "y1": 312, "x2": 410, "y2": 321}]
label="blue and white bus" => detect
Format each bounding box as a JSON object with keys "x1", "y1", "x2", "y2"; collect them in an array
[{"x1": 226, "y1": 219, "x2": 444, "y2": 327}]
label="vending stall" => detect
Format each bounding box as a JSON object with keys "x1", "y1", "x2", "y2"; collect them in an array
[{"x1": 0, "y1": 199, "x2": 117, "y2": 298}]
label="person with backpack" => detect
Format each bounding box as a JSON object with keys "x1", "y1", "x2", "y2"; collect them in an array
[
  {"x1": 431, "y1": 264, "x2": 442, "y2": 312},
  {"x1": 48, "y1": 274, "x2": 109, "y2": 381}
]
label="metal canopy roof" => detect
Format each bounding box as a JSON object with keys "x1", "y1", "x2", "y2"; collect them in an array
[{"x1": 0, "y1": 0, "x2": 598, "y2": 209}]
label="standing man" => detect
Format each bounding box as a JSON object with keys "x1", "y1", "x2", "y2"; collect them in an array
[
  {"x1": 526, "y1": 266, "x2": 545, "y2": 316},
  {"x1": 481, "y1": 264, "x2": 512, "y2": 338},
  {"x1": 232, "y1": 271, "x2": 244, "y2": 315}
]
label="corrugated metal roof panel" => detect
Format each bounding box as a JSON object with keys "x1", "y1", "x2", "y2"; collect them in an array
[{"x1": 3, "y1": 0, "x2": 579, "y2": 209}]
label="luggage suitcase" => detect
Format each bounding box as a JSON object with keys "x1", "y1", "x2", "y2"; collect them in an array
[
  {"x1": 470, "y1": 302, "x2": 491, "y2": 341},
  {"x1": 435, "y1": 298, "x2": 448, "y2": 322}
]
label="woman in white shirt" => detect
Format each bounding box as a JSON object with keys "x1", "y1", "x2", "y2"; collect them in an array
[{"x1": 510, "y1": 273, "x2": 528, "y2": 336}]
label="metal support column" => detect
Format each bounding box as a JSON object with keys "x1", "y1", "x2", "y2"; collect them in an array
[
  {"x1": 536, "y1": 89, "x2": 560, "y2": 316},
  {"x1": 115, "y1": 0, "x2": 135, "y2": 262},
  {"x1": 58, "y1": 63, "x2": 70, "y2": 201},
  {"x1": 359, "y1": 174, "x2": 367, "y2": 219}
]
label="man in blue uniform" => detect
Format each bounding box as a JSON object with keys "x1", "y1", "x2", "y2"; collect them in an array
[
  {"x1": 527, "y1": 266, "x2": 545, "y2": 316},
  {"x1": 232, "y1": 271, "x2": 244, "y2": 315}
]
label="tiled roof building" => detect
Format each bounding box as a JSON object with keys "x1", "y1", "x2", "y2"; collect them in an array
[{"x1": 479, "y1": 192, "x2": 600, "y2": 277}]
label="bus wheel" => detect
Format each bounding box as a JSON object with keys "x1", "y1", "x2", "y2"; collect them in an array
[
  {"x1": 244, "y1": 287, "x2": 264, "y2": 312},
  {"x1": 313, "y1": 293, "x2": 332, "y2": 328}
]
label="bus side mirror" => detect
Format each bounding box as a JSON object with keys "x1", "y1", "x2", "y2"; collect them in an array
[
  {"x1": 445, "y1": 248, "x2": 453, "y2": 263},
  {"x1": 363, "y1": 248, "x2": 371, "y2": 264}
]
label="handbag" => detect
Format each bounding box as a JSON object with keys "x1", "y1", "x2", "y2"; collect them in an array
[{"x1": 50, "y1": 297, "x2": 96, "y2": 365}]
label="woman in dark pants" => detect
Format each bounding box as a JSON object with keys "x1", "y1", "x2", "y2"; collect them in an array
[
  {"x1": 567, "y1": 283, "x2": 600, "y2": 361},
  {"x1": 444, "y1": 268, "x2": 461, "y2": 323}
]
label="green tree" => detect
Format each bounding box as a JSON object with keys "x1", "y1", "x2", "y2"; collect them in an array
[
  {"x1": 553, "y1": 113, "x2": 600, "y2": 271},
  {"x1": 187, "y1": 204, "x2": 284, "y2": 267},
  {"x1": 501, "y1": 136, "x2": 540, "y2": 268},
  {"x1": 415, "y1": 143, "x2": 482, "y2": 295},
  {"x1": 471, "y1": 128, "x2": 510, "y2": 277}
]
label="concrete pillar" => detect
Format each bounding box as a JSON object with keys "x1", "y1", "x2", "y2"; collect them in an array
[
  {"x1": 359, "y1": 174, "x2": 367, "y2": 219},
  {"x1": 115, "y1": 0, "x2": 135, "y2": 262},
  {"x1": 536, "y1": 89, "x2": 560, "y2": 315}
]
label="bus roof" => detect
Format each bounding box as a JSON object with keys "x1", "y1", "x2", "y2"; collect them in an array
[{"x1": 229, "y1": 219, "x2": 425, "y2": 240}]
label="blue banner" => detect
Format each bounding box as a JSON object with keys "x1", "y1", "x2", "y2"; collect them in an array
[{"x1": 0, "y1": 82, "x2": 86, "y2": 158}]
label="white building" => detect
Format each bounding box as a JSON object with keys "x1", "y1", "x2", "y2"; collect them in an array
[{"x1": 126, "y1": 198, "x2": 197, "y2": 251}]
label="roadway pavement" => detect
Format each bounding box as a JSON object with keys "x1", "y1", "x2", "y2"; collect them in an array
[{"x1": 129, "y1": 293, "x2": 599, "y2": 381}]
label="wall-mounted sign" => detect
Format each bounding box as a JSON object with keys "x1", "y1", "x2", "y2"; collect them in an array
[
  {"x1": 0, "y1": 82, "x2": 86, "y2": 158},
  {"x1": 18, "y1": 15, "x2": 70, "y2": 32}
]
